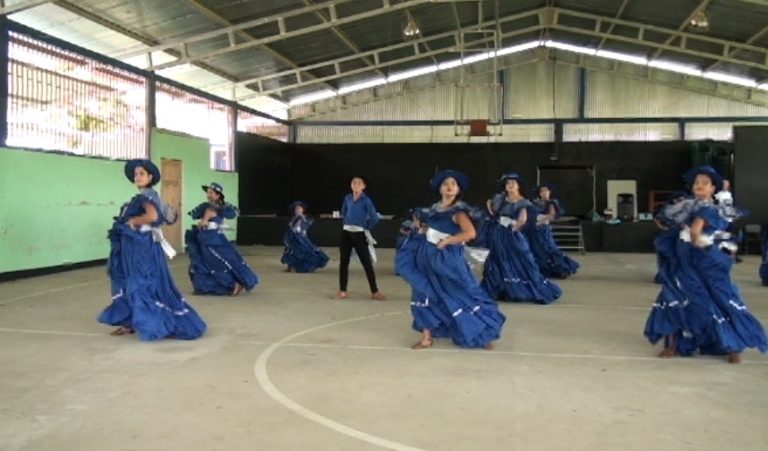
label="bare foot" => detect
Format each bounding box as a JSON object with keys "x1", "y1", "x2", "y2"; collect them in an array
[
  {"x1": 484, "y1": 342, "x2": 495, "y2": 350},
  {"x1": 231, "y1": 283, "x2": 244, "y2": 296},
  {"x1": 283, "y1": 266, "x2": 292, "y2": 273},
  {"x1": 110, "y1": 327, "x2": 134, "y2": 336},
  {"x1": 411, "y1": 338, "x2": 433, "y2": 350},
  {"x1": 728, "y1": 352, "x2": 741, "y2": 364},
  {"x1": 333, "y1": 291, "x2": 348, "y2": 300},
  {"x1": 371, "y1": 291, "x2": 387, "y2": 301},
  {"x1": 658, "y1": 347, "x2": 677, "y2": 358}
]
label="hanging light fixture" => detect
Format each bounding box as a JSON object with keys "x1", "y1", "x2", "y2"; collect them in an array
[
  {"x1": 689, "y1": 10, "x2": 709, "y2": 31},
  {"x1": 403, "y1": 12, "x2": 420, "y2": 37}
]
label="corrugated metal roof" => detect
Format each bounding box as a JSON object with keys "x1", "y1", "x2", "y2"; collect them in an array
[{"x1": 5, "y1": 0, "x2": 768, "y2": 108}]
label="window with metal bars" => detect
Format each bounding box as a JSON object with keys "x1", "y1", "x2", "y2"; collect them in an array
[
  {"x1": 6, "y1": 32, "x2": 147, "y2": 159},
  {"x1": 237, "y1": 110, "x2": 289, "y2": 142},
  {"x1": 155, "y1": 83, "x2": 234, "y2": 171}
]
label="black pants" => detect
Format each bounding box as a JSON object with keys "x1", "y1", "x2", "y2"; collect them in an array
[{"x1": 339, "y1": 230, "x2": 378, "y2": 293}]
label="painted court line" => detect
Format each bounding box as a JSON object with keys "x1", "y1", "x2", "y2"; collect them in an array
[
  {"x1": 0, "y1": 327, "x2": 104, "y2": 337},
  {"x1": 254, "y1": 312, "x2": 426, "y2": 451}
]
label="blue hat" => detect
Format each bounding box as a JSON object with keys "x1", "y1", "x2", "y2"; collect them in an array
[
  {"x1": 430, "y1": 169, "x2": 469, "y2": 193},
  {"x1": 124, "y1": 159, "x2": 161, "y2": 187},
  {"x1": 498, "y1": 172, "x2": 524, "y2": 189},
  {"x1": 289, "y1": 200, "x2": 308, "y2": 213},
  {"x1": 683, "y1": 165, "x2": 723, "y2": 192},
  {"x1": 202, "y1": 182, "x2": 225, "y2": 199}
]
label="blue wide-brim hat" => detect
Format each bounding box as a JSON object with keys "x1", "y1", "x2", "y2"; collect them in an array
[
  {"x1": 289, "y1": 200, "x2": 308, "y2": 213},
  {"x1": 430, "y1": 169, "x2": 469, "y2": 193},
  {"x1": 124, "y1": 159, "x2": 161, "y2": 187},
  {"x1": 683, "y1": 165, "x2": 723, "y2": 192},
  {"x1": 202, "y1": 182, "x2": 225, "y2": 199},
  {"x1": 498, "y1": 172, "x2": 524, "y2": 189}
]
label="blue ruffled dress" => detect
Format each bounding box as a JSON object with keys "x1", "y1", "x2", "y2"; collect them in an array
[
  {"x1": 522, "y1": 198, "x2": 580, "y2": 279},
  {"x1": 280, "y1": 215, "x2": 329, "y2": 273},
  {"x1": 480, "y1": 194, "x2": 562, "y2": 304},
  {"x1": 395, "y1": 202, "x2": 506, "y2": 348},
  {"x1": 185, "y1": 202, "x2": 259, "y2": 295},
  {"x1": 99, "y1": 189, "x2": 207, "y2": 341}
]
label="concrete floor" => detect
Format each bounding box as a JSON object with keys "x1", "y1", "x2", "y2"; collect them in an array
[{"x1": 0, "y1": 248, "x2": 766, "y2": 451}]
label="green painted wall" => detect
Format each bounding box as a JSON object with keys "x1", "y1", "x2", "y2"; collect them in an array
[
  {"x1": 0, "y1": 129, "x2": 239, "y2": 274},
  {"x1": 150, "y1": 129, "x2": 239, "y2": 242},
  {"x1": 0, "y1": 148, "x2": 133, "y2": 273}
]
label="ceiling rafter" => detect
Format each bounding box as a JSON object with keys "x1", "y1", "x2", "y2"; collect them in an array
[
  {"x1": 228, "y1": 8, "x2": 544, "y2": 100},
  {"x1": 52, "y1": 0, "x2": 240, "y2": 83},
  {"x1": 551, "y1": 7, "x2": 768, "y2": 71},
  {"x1": 650, "y1": 0, "x2": 710, "y2": 60},
  {"x1": 180, "y1": 0, "x2": 335, "y2": 98},
  {"x1": 301, "y1": 0, "x2": 388, "y2": 79},
  {"x1": 705, "y1": 22, "x2": 768, "y2": 72},
  {"x1": 597, "y1": 0, "x2": 630, "y2": 50},
  {"x1": 208, "y1": 6, "x2": 768, "y2": 101},
  {"x1": 115, "y1": 0, "x2": 437, "y2": 71}
]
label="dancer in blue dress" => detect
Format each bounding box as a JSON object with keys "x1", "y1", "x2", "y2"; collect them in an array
[
  {"x1": 335, "y1": 176, "x2": 386, "y2": 301},
  {"x1": 523, "y1": 184, "x2": 580, "y2": 279},
  {"x1": 99, "y1": 159, "x2": 206, "y2": 341},
  {"x1": 481, "y1": 173, "x2": 562, "y2": 304},
  {"x1": 395, "y1": 170, "x2": 505, "y2": 349},
  {"x1": 281, "y1": 201, "x2": 329, "y2": 273},
  {"x1": 645, "y1": 166, "x2": 766, "y2": 363},
  {"x1": 652, "y1": 192, "x2": 688, "y2": 284},
  {"x1": 185, "y1": 182, "x2": 259, "y2": 296}
]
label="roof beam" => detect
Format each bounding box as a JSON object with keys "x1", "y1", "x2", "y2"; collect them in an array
[
  {"x1": 705, "y1": 22, "x2": 768, "y2": 71},
  {"x1": 180, "y1": 0, "x2": 333, "y2": 96},
  {"x1": 226, "y1": 8, "x2": 544, "y2": 100},
  {"x1": 0, "y1": 0, "x2": 50, "y2": 15},
  {"x1": 115, "y1": 0, "x2": 437, "y2": 71},
  {"x1": 302, "y1": 0, "x2": 387, "y2": 78},
  {"x1": 52, "y1": 0, "x2": 241, "y2": 84},
  {"x1": 650, "y1": 0, "x2": 709, "y2": 60},
  {"x1": 550, "y1": 7, "x2": 768, "y2": 71},
  {"x1": 547, "y1": 54, "x2": 768, "y2": 110},
  {"x1": 596, "y1": 0, "x2": 630, "y2": 50},
  {"x1": 292, "y1": 54, "x2": 544, "y2": 120}
]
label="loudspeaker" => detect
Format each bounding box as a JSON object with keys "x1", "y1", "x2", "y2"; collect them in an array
[
  {"x1": 607, "y1": 180, "x2": 637, "y2": 222},
  {"x1": 617, "y1": 193, "x2": 635, "y2": 222}
]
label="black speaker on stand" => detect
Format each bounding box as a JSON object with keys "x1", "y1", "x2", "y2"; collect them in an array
[{"x1": 617, "y1": 193, "x2": 635, "y2": 222}]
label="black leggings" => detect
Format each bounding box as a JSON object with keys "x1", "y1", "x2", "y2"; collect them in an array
[{"x1": 339, "y1": 230, "x2": 378, "y2": 293}]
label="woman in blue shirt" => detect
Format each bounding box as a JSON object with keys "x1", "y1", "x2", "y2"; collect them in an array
[{"x1": 336, "y1": 176, "x2": 386, "y2": 301}]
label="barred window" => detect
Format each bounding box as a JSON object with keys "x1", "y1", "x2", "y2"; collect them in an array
[
  {"x1": 156, "y1": 83, "x2": 234, "y2": 170},
  {"x1": 237, "y1": 110, "x2": 289, "y2": 142},
  {"x1": 7, "y1": 32, "x2": 147, "y2": 159}
]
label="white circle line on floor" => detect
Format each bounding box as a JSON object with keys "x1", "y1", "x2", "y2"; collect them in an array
[{"x1": 254, "y1": 311, "x2": 426, "y2": 451}]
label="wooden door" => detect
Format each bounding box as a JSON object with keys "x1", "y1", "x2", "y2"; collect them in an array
[{"x1": 161, "y1": 158, "x2": 183, "y2": 253}]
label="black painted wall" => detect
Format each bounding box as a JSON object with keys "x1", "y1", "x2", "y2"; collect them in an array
[
  {"x1": 287, "y1": 141, "x2": 692, "y2": 218},
  {"x1": 734, "y1": 126, "x2": 768, "y2": 224},
  {"x1": 235, "y1": 132, "x2": 292, "y2": 215},
  {"x1": 236, "y1": 135, "x2": 696, "y2": 218}
]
